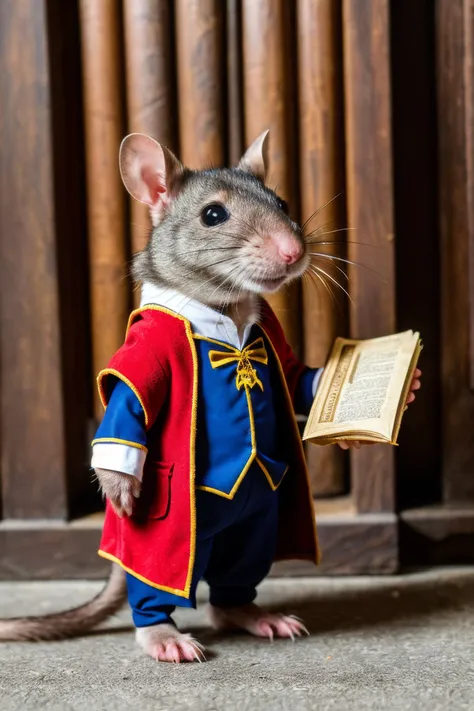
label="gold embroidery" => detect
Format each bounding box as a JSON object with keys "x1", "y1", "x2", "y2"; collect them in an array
[{"x1": 208, "y1": 337, "x2": 268, "y2": 391}]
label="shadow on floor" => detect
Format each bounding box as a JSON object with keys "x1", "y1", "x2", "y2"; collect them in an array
[
  {"x1": 264, "y1": 573, "x2": 474, "y2": 635},
  {"x1": 86, "y1": 569, "x2": 474, "y2": 643}
]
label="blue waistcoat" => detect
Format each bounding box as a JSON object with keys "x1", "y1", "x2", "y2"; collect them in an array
[{"x1": 194, "y1": 325, "x2": 287, "y2": 498}]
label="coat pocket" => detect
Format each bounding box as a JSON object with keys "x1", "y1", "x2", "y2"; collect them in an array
[{"x1": 139, "y1": 460, "x2": 174, "y2": 520}]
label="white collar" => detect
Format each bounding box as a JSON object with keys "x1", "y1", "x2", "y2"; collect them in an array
[{"x1": 140, "y1": 282, "x2": 255, "y2": 350}]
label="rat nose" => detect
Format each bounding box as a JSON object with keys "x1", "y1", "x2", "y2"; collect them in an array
[{"x1": 278, "y1": 244, "x2": 304, "y2": 265}]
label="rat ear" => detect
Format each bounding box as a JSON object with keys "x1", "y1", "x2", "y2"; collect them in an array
[
  {"x1": 237, "y1": 130, "x2": 269, "y2": 182},
  {"x1": 119, "y1": 133, "x2": 183, "y2": 224}
]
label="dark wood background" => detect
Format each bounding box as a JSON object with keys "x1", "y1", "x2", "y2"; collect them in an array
[{"x1": 0, "y1": 0, "x2": 473, "y2": 579}]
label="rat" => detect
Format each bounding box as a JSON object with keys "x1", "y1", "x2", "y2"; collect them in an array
[{"x1": 0, "y1": 130, "x2": 323, "y2": 662}]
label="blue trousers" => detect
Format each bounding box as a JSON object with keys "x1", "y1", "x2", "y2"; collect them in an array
[{"x1": 126, "y1": 463, "x2": 279, "y2": 627}]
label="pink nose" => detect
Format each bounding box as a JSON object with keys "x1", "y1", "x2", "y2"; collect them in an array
[{"x1": 278, "y1": 245, "x2": 303, "y2": 265}]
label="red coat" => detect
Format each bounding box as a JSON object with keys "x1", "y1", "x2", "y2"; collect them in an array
[{"x1": 97, "y1": 301, "x2": 320, "y2": 598}]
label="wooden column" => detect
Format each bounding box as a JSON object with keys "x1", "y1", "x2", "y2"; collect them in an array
[
  {"x1": 390, "y1": 0, "x2": 441, "y2": 510},
  {"x1": 175, "y1": 0, "x2": 224, "y2": 168},
  {"x1": 226, "y1": 0, "x2": 244, "y2": 165},
  {"x1": 0, "y1": 0, "x2": 68, "y2": 518},
  {"x1": 241, "y1": 0, "x2": 301, "y2": 350},
  {"x1": 298, "y1": 0, "x2": 346, "y2": 496},
  {"x1": 79, "y1": 0, "x2": 129, "y2": 417},
  {"x1": 123, "y1": 0, "x2": 176, "y2": 279},
  {"x1": 399, "y1": 0, "x2": 474, "y2": 569},
  {"x1": 437, "y1": 0, "x2": 474, "y2": 502},
  {"x1": 343, "y1": 0, "x2": 396, "y2": 513}
]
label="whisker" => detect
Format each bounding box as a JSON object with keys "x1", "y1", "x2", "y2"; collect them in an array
[
  {"x1": 318, "y1": 260, "x2": 348, "y2": 282},
  {"x1": 309, "y1": 252, "x2": 387, "y2": 282},
  {"x1": 311, "y1": 265, "x2": 354, "y2": 306},
  {"x1": 304, "y1": 218, "x2": 337, "y2": 237},
  {"x1": 302, "y1": 270, "x2": 322, "y2": 314},
  {"x1": 305, "y1": 239, "x2": 378, "y2": 249},
  {"x1": 305, "y1": 227, "x2": 355, "y2": 240},
  {"x1": 308, "y1": 266, "x2": 343, "y2": 317},
  {"x1": 301, "y1": 192, "x2": 344, "y2": 231}
]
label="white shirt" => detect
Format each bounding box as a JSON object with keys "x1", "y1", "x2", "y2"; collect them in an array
[{"x1": 91, "y1": 282, "x2": 323, "y2": 479}]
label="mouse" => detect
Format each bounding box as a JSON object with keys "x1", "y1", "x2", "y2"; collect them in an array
[{"x1": 0, "y1": 130, "x2": 321, "y2": 662}]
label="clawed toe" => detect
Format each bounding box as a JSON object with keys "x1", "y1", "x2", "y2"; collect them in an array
[
  {"x1": 208, "y1": 604, "x2": 309, "y2": 643},
  {"x1": 136, "y1": 624, "x2": 207, "y2": 663}
]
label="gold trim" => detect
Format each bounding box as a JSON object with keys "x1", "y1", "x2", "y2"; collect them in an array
[
  {"x1": 259, "y1": 326, "x2": 321, "y2": 565},
  {"x1": 256, "y1": 457, "x2": 289, "y2": 492},
  {"x1": 97, "y1": 369, "x2": 150, "y2": 428},
  {"x1": 98, "y1": 550, "x2": 189, "y2": 597},
  {"x1": 91, "y1": 437, "x2": 148, "y2": 453}
]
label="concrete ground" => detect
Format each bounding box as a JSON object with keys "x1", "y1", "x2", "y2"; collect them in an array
[{"x1": 1, "y1": 568, "x2": 474, "y2": 711}]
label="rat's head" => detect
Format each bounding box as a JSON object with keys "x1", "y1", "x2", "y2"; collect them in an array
[{"x1": 120, "y1": 131, "x2": 309, "y2": 306}]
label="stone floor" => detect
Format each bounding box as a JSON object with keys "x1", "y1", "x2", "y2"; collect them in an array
[{"x1": 1, "y1": 568, "x2": 474, "y2": 711}]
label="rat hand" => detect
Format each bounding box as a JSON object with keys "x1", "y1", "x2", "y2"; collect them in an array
[
  {"x1": 94, "y1": 467, "x2": 141, "y2": 517},
  {"x1": 337, "y1": 368, "x2": 422, "y2": 451}
]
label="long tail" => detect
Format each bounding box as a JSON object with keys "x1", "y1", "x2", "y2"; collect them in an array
[{"x1": 0, "y1": 565, "x2": 127, "y2": 641}]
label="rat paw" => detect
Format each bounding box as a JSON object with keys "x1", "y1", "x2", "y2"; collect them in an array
[
  {"x1": 94, "y1": 468, "x2": 141, "y2": 517},
  {"x1": 135, "y1": 623, "x2": 206, "y2": 663},
  {"x1": 208, "y1": 603, "x2": 309, "y2": 642}
]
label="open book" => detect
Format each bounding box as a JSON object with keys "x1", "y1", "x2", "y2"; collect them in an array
[{"x1": 303, "y1": 330, "x2": 422, "y2": 446}]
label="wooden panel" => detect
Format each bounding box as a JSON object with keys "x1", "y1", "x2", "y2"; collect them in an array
[
  {"x1": 0, "y1": 513, "x2": 397, "y2": 579},
  {"x1": 123, "y1": 0, "x2": 176, "y2": 271},
  {"x1": 401, "y1": 504, "x2": 474, "y2": 566},
  {"x1": 79, "y1": 0, "x2": 129, "y2": 417},
  {"x1": 0, "y1": 520, "x2": 107, "y2": 580},
  {"x1": 343, "y1": 0, "x2": 396, "y2": 513},
  {"x1": 0, "y1": 0, "x2": 68, "y2": 519},
  {"x1": 175, "y1": 0, "x2": 224, "y2": 168},
  {"x1": 241, "y1": 0, "x2": 301, "y2": 351},
  {"x1": 437, "y1": 0, "x2": 474, "y2": 501},
  {"x1": 274, "y1": 513, "x2": 398, "y2": 575},
  {"x1": 298, "y1": 0, "x2": 346, "y2": 496},
  {"x1": 226, "y1": 0, "x2": 244, "y2": 165}
]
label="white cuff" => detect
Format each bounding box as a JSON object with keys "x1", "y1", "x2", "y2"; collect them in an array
[
  {"x1": 312, "y1": 368, "x2": 324, "y2": 397},
  {"x1": 91, "y1": 443, "x2": 146, "y2": 481}
]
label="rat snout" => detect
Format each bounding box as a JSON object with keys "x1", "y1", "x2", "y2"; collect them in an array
[
  {"x1": 272, "y1": 232, "x2": 305, "y2": 267},
  {"x1": 278, "y1": 242, "x2": 304, "y2": 265}
]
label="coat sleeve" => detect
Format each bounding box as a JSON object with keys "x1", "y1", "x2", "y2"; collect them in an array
[{"x1": 91, "y1": 379, "x2": 148, "y2": 479}]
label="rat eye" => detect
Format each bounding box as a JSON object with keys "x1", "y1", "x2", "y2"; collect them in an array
[
  {"x1": 201, "y1": 203, "x2": 230, "y2": 227},
  {"x1": 277, "y1": 197, "x2": 288, "y2": 214}
]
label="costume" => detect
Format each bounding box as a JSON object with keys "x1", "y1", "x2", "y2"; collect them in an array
[{"x1": 91, "y1": 284, "x2": 322, "y2": 626}]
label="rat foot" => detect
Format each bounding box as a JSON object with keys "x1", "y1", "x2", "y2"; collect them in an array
[
  {"x1": 135, "y1": 623, "x2": 206, "y2": 663},
  {"x1": 208, "y1": 603, "x2": 309, "y2": 641}
]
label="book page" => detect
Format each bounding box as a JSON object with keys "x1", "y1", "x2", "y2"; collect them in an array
[{"x1": 303, "y1": 330, "x2": 420, "y2": 443}]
